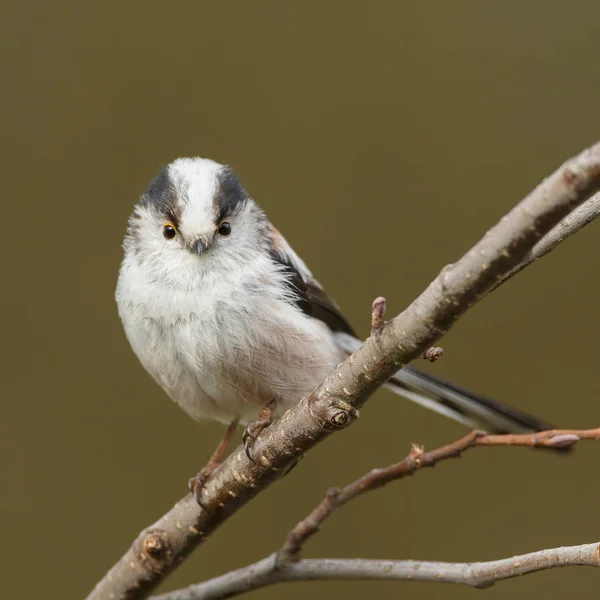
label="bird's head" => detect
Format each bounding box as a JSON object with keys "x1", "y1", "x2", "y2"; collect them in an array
[{"x1": 124, "y1": 158, "x2": 270, "y2": 290}]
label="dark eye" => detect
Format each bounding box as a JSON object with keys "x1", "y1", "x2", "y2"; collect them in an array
[
  {"x1": 163, "y1": 222, "x2": 177, "y2": 239},
  {"x1": 218, "y1": 221, "x2": 231, "y2": 236}
]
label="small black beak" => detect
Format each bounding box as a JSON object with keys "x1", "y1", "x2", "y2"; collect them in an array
[{"x1": 195, "y1": 238, "x2": 208, "y2": 255}]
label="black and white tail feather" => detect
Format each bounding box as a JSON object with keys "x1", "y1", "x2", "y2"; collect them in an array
[{"x1": 336, "y1": 334, "x2": 553, "y2": 434}]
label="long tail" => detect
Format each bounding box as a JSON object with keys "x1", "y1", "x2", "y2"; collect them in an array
[
  {"x1": 335, "y1": 333, "x2": 554, "y2": 434},
  {"x1": 389, "y1": 366, "x2": 553, "y2": 434}
]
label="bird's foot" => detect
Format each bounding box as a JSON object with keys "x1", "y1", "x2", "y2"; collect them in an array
[
  {"x1": 242, "y1": 399, "x2": 278, "y2": 462},
  {"x1": 188, "y1": 468, "x2": 214, "y2": 510},
  {"x1": 189, "y1": 418, "x2": 239, "y2": 508}
]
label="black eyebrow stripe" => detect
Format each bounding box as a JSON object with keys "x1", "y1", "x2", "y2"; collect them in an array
[
  {"x1": 213, "y1": 167, "x2": 249, "y2": 223},
  {"x1": 139, "y1": 167, "x2": 181, "y2": 228}
]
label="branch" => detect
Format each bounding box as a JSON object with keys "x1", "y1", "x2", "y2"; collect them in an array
[
  {"x1": 279, "y1": 428, "x2": 600, "y2": 562},
  {"x1": 155, "y1": 427, "x2": 600, "y2": 600},
  {"x1": 152, "y1": 545, "x2": 600, "y2": 600},
  {"x1": 86, "y1": 143, "x2": 600, "y2": 600},
  {"x1": 491, "y1": 190, "x2": 600, "y2": 293}
]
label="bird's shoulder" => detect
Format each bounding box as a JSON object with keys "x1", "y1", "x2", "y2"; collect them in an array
[{"x1": 267, "y1": 223, "x2": 356, "y2": 337}]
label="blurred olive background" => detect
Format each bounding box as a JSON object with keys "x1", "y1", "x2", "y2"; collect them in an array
[{"x1": 2, "y1": 2, "x2": 600, "y2": 599}]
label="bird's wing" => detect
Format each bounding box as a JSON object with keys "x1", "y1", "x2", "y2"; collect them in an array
[{"x1": 268, "y1": 224, "x2": 356, "y2": 336}]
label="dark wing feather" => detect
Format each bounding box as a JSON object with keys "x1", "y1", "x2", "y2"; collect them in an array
[
  {"x1": 303, "y1": 280, "x2": 357, "y2": 336},
  {"x1": 270, "y1": 250, "x2": 356, "y2": 336}
]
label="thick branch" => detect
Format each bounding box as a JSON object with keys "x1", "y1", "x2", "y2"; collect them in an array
[
  {"x1": 153, "y1": 545, "x2": 600, "y2": 599},
  {"x1": 491, "y1": 190, "x2": 600, "y2": 292},
  {"x1": 87, "y1": 143, "x2": 600, "y2": 600}
]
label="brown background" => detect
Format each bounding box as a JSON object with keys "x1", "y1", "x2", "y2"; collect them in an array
[{"x1": 1, "y1": 2, "x2": 599, "y2": 599}]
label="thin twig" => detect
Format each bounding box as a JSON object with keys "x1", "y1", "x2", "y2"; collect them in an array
[
  {"x1": 86, "y1": 143, "x2": 600, "y2": 600},
  {"x1": 156, "y1": 427, "x2": 600, "y2": 599},
  {"x1": 370, "y1": 296, "x2": 386, "y2": 334},
  {"x1": 152, "y1": 544, "x2": 600, "y2": 600},
  {"x1": 278, "y1": 488, "x2": 341, "y2": 564},
  {"x1": 280, "y1": 428, "x2": 600, "y2": 560}
]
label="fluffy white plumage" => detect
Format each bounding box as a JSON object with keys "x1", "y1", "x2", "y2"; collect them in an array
[
  {"x1": 116, "y1": 158, "x2": 554, "y2": 435},
  {"x1": 116, "y1": 158, "x2": 344, "y2": 424}
]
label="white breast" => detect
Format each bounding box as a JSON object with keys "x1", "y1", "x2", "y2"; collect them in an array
[{"x1": 116, "y1": 253, "x2": 343, "y2": 425}]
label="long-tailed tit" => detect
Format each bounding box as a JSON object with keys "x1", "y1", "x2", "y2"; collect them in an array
[{"x1": 116, "y1": 159, "x2": 554, "y2": 496}]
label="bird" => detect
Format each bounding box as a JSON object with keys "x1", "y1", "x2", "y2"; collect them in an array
[{"x1": 115, "y1": 158, "x2": 556, "y2": 502}]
